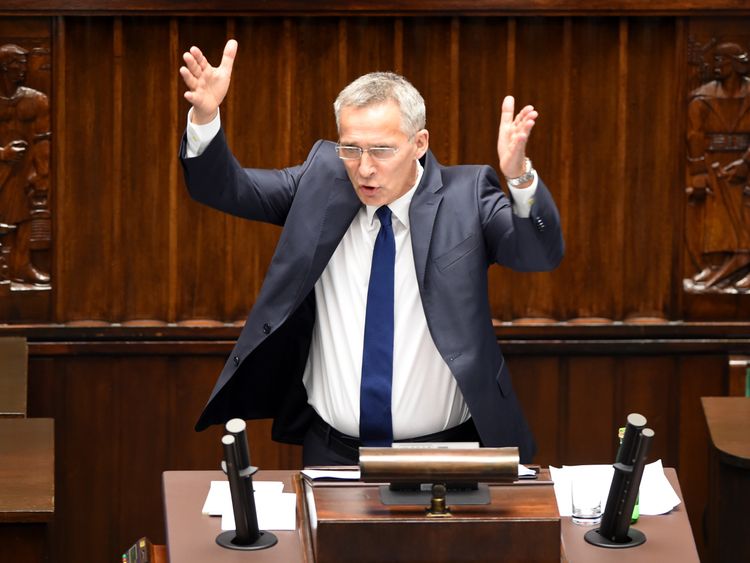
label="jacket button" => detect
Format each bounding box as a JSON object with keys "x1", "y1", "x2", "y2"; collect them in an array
[
  {"x1": 262, "y1": 323, "x2": 271, "y2": 335},
  {"x1": 233, "y1": 356, "x2": 240, "y2": 366}
]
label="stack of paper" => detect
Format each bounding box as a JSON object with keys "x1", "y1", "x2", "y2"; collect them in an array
[{"x1": 201, "y1": 480, "x2": 296, "y2": 531}]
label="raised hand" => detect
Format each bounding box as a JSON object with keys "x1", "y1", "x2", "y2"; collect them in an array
[
  {"x1": 497, "y1": 95, "x2": 538, "y2": 181},
  {"x1": 179, "y1": 39, "x2": 238, "y2": 124}
]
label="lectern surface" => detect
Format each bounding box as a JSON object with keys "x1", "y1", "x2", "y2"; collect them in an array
[
  {"x1": 560, "y1": 468, "x2": 698, "y2": 562},
  {"x1": 162, "y1": 470, "x2": 308, "y2": 563}
]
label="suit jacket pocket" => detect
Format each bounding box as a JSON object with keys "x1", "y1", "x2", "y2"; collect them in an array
[{"x1": 434, "y1": 234, "x2": 478, "y2": 272}]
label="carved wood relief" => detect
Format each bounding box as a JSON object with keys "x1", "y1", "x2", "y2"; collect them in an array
[
  {"x1": 685, "y1": 37, "x2": 750, "y2": 294},
  {"x1": 0, "y1": 40, "x2": 51, "y2": 295}
]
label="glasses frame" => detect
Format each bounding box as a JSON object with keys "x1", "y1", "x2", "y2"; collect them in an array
[{"x1": 335, "y1": 144, "x2": 400, "y2": 161}]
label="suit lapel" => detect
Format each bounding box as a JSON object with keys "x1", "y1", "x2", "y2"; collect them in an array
[
  {"x1": 410, "y1": 151, "x2": 443, "y2": 289},
  {"x1": 296, "y1": 175, "x2": 361, "y2": 304}
]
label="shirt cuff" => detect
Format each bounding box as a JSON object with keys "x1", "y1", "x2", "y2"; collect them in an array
[
  {"x1": 508, "y1": 171, "x2": 539, "y2": 218},
  {"x1": 185, "y1": 107, "x2": 221, "y2": 158}
]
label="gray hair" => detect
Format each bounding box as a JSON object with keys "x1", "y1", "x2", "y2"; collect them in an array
[{"x1": 333, "y1": 72, "x2": 426, "y2": 138}]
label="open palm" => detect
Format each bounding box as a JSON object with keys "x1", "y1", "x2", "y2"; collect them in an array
[{"x1": 179, "y1": 39, "x2": 237, "y2": 124}]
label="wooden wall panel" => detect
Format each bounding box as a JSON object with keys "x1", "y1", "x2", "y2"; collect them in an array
[
  {"x1": 119, "y1": 18, "x2": 173, "y2": 322},
  {"x1": 2, "y1": 13, "x2": 749, "y2": 324},
  {"x1": 457, "y1": 18, "x2": 507, "y2": 169},
  {"x1": 507, "y1": 355, "x2": 561, "y2": 465},
  {"x1": 174, "y1": 18, "x2": 230, "y2": 322},
  {"x1": 566, "y1": 18, "x2": 623, "y2": 320},
  {"x1": 563, "y1": 357, "x2": 617, "y2": 462},
  {"x1": 55, "y1": 357, "x2": 120, "y2": 562},
  {"x1": 342, "y1": 17, "x2": 397, "y2": 83},
  {"x1": 493, "y1": 17, "x2": 570, "y2": 321},
  {"x1": 115, "y1": 357, "x2": 171, "y2": 549},
  {"x1": 623, "y1": 18, "x2": 681, "y2": 321},
  {"x1": 225, "y1": 18, "x2": 288, "y2": 321},
  {"x1": 290, "y1": 18, "x2": 341, "y2": 160},
  {"x1": 616, "y1": 356, "x2": 677, "y2": 463},
  {"x1": 56, "y1": 18, "x2": 116, "y2": 322},
  {"x1": 402, "y1": 18, "x2": 455, "y2": 165}
]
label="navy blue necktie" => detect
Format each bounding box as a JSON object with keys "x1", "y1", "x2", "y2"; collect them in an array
[{"x1": 359, "y1": 206, "x2": 395, "y2": 446}]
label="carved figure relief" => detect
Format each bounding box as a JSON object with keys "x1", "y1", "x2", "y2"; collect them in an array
[
  {"x1": 685, "y1": 40, "x2": 750, "y2": 293},
  {"x1": 0, "y1": 43, "x2": 51, "y2": 290}
]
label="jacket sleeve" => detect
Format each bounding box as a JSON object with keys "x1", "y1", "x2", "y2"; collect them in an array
[
  {"x1": 179, "y1": 128, "x2": 324, "y2": 227},
  {"x1": 477, "y1": 166, "x2": 564, "y2": 271}
]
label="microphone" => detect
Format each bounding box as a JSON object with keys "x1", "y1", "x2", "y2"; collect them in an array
[{"x1": 215, "y1": 419, "x2": 278, "y2": 551}]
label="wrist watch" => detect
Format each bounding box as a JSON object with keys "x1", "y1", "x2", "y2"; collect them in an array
[{"x1": 505, "y1": 157, "x2": 535, "y2": 188}]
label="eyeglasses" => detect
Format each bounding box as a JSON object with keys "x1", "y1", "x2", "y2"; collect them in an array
[{"x1": 335, "y1": 144, "x2": 399, "y2": 161}]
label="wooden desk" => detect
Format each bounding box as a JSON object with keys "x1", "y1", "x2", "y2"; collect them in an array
[
  {"x1": 0, "y1": 418, "x2": 54, "y2": 563},
  {"x1": 702, "y1": 396, "x2": 750, "y2": 562},
  {"x1": 163, "y1": 468, "x2": 697, "y2": 562},
  {"x1": 162, "y1": 470, "x2": 309, "y2": 563},
  {"x1": 561, "y1": 468, "x2": 699, "y2": 562}
]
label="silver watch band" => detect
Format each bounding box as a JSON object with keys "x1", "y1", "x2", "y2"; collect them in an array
[{"x1": 505, "y1": 157, "x2": 534, "y2": 188}]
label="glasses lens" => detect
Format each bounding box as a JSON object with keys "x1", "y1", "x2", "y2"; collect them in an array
[
  {"x1": 369, "y1": 147, "x2": 397, "y2": 161},
  {"x1": 337, "y1": 146, "x2": 361, "y2": 160}
]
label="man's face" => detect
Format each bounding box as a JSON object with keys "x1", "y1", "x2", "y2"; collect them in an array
[
  {"x1": 2, "y1": 54, "x2": 27, "y2": 86},
  {"x1": 713, "y1": 52, "x2": 735, "y2": 80},
  {"x1": 337, "y1": 101, "x2": 428, "y2": 207}
]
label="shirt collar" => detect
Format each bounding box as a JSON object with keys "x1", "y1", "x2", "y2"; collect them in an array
[{"x1": 364, "y1": 159, "x2": 424, "y2": 230}]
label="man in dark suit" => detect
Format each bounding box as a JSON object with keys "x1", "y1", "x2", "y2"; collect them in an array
[{"x1": 179, "y1": 39, "x2": 563, "y2": 466}]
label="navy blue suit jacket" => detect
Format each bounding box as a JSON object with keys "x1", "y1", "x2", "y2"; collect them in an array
[{"x1": 181, "y1": 129, "x2": 564, "y2": 463}]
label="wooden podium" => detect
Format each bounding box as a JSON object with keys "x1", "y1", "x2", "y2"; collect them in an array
[
  {"x1": 163, "y1": 470, "x2": 559, "y2": 562},
  {"x1": 162, "y1": 468, "x2": 698, "y2": 562},
  {"x1": 303, "y1": 476, "x2": 560, "y2": 562}
]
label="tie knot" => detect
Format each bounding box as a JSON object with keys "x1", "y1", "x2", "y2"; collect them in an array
[{"x1": 376, "y1": 206, "x2": 392, "y2": 229}]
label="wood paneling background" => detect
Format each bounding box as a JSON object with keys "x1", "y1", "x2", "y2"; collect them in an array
[
  {"x1": 0, "y1": 13, "x2": 748, "y2": 323},
  {"x1": 1, "y1": 2, "x2": 749, "y2": 562}
]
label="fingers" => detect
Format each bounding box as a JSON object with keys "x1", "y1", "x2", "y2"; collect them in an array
[
  {"x1": 179, "y1": 65, "x2": 198, "y2": 91},
  {"x1": 189, "y1": 45, "x2": 207, "y2": 71},
  {"x1": 220, "y1": 39, "x2": 238, "y2": 73},
  {"x1": 499, "y1": 97, "x2": 537, "y2": 137},
  {"x1": 499, "y1": 95, "x2": 515, "y2": 127},
  {"x1": 497, "y1": 95, "x2": 540, "y2": 177},
  {"x1": 182, "y1": 48, "x2": 203, "y2": 79}
]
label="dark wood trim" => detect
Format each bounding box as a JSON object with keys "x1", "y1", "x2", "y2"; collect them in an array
[
  {"x1": 0, "y1": 1, "x2": 748, "y2": 17},
  {"x1": 5, "y1": 321, "x2": 750, "y2": 342}
]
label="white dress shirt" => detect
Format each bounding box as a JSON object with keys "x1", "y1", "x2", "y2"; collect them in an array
[{"x1": 185, "y1": 109, "x2": 538, "y2": 438}]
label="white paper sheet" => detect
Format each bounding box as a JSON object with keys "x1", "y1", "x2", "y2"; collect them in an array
[
  {"x1": 549, "y1": 459, "x2": 681, "y2": 517},
  {"x1": 220, "y1": 491, "x2": 297, "y2": 531},
  {"x1": 201, "y1": 480, "x2": 296, "y2": 531}
]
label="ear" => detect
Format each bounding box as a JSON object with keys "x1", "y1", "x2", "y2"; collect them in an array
[{"x1": 414, "y1": 129, "x2": 429, "y2": 159}]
